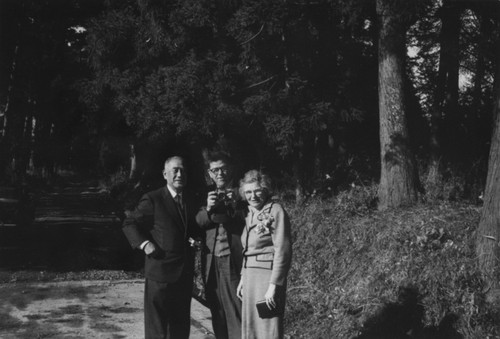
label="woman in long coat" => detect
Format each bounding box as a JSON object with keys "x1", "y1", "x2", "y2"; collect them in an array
[{"x1": 236, "y1": 170, "x2": 292, "y2": 339}]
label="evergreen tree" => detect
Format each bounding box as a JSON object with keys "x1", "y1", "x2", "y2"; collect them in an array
[
  {"x1": 376, "y1": 0, "x2": 422, "y2": 209},
  {"x1": 476, "y1": 0, "x2": 500, "y2": 306}
]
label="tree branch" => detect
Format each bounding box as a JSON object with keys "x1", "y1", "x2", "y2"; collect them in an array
[
  {"x1": 239, "y1": 24, "x2": 265, "y2": 45},
  {"x1": 244, "y1": 75, "x2": 277, "y2": 90}
]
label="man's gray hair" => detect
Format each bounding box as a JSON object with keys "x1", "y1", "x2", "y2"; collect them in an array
[{"x1": 164, "y1": 156, "x2": 184, "y2": 168}]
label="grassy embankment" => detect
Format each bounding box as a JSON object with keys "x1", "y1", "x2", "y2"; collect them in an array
[{"x1": 283, "y1": 185, "x2": 498, "y2": 339}]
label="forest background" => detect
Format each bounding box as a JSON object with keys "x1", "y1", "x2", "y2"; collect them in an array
[{"x1": 1, "y1": 0, "x2": 500, "y2": 338}]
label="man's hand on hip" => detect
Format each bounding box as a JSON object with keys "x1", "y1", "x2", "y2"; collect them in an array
[{"x1": 144, "y1": 241, "x2": 156, "y2": 255}]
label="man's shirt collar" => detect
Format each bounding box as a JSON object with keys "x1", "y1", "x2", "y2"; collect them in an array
[{"x1": 166, "y1": 184, "x2": 181, "y2": 199}]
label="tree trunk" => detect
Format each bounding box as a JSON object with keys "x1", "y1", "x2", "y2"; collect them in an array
[
  {"x1": 0, "y1": 42, "x2": 19, "y2": 178},
  {"x1": 1, "y1": 44, "x2": 19, "y2": 139},
  {"x1": 439, "y1": 0, "x2": 461, "y2": 154},
  {"x1": 471, "y1": 13, "x2": 488, "y2": 114},
  {"x1": 377, "y1": 0, "x2": 418, "y2": 210},
  {"x1": 22, "y1": 109, "x2": 34, "y2": 176},
  {"x1": 476, "y1": 38, "x2": 500, "y2": 302},
  {"x1": 27, "y1": 115, "x2": 36, "y2": 175},
  {"x1": 129, "y1": 143, "x2": 137, "y2": 180},
  {"x1": 427, "y1": 0, "x2": 462, "y2": 199},
  {"x1": 293, "y1": 133, "x2": 306, "y2": 204}
]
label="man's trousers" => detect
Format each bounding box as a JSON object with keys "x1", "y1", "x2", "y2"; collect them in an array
[
  {"x1": 144, "y1": 273, "x2": 192, "y2": 339},
  {"x1": 206, "y1": 255, "x2": 242, "y2": 339}
]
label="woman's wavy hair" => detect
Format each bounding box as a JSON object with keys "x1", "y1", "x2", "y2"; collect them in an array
[{"x1": 239, "y1": 170, "x2": 273, "y2": 201}]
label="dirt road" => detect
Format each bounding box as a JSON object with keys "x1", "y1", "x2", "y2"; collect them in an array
[{"x1": 0, "y1": 279, "x2": 214, "y2": 339}]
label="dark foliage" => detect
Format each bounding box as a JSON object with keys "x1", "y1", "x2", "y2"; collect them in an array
[{"x1": 0, "y1": 0, "x2": 497, "y2": 203}]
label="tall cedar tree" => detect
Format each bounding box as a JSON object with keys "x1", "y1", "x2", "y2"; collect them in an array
[
  {"x1": 376, "y1": 0, "x2": 418, "y2": 209},
  {"x1": 426, "y1": 0, "x2": 461, "y2": 198},
  {"x1": 476, "y1": 27, "x2": 500, "y2": 302}
]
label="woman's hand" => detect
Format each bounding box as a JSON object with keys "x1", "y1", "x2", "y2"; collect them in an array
[
  {"x1": 237, "y1": 279, "x2": 243, "y2": 300},
  {"x1": 264, "y1": 283, "x2": 277, "y2": 309}
]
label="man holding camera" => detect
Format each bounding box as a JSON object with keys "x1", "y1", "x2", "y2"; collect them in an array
[{"x1": 196, "y1": 152, "x2": 245, "y2": 339}]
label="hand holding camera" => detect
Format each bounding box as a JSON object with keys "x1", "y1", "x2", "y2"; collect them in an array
[
  {"x1": 206, "y1": 191, "x2": 218, "y2": 212},
  {"x1": 216, "y1": 189, "x2": 233, "y2": 204},
  {"x1": 206, "y1": 189, "x2": 233, "y2": 212}
]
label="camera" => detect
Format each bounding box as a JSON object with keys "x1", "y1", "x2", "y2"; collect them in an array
[{"x1": 215, "y1": 189, "x2": 232, "y2": 204}]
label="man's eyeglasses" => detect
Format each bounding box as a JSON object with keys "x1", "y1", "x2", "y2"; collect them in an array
[{"x1": 208, "y1": 167, "x2": 229, "y2": 175}]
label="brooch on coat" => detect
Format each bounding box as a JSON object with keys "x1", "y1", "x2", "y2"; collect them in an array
[{"x1": 255, "y1": 212, "x2": 274, "y2": 236}]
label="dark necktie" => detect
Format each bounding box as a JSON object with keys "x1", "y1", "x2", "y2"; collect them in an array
[{"x1": 175, "y1": 195, "x2": 184, "y2": 216}]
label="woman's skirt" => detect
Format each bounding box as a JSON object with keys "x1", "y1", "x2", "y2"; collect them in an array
[{"x1": 241, "y1": 266, "x2": 285, "y2": 339}]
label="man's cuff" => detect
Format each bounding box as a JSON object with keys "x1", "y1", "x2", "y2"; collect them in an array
[{"x1": 139, "y1": 240, "x2": 150, "y2": 250}]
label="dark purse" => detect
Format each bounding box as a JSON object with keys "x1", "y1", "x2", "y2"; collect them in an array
[{"x1": 256, "y1": 296, "x2": 284, "y2": 319}]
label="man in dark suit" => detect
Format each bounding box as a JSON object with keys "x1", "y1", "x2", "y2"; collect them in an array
[
  {"x1": 123, "y1": 156, "x2": 201, "y2": 339},
  {"x1": 196, "y1": 152, "x2": 245, "y2": 339}
]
